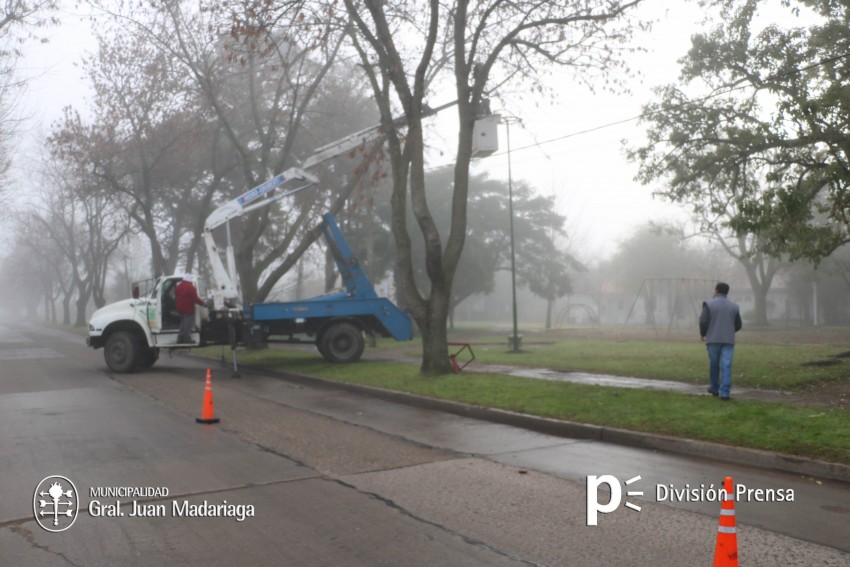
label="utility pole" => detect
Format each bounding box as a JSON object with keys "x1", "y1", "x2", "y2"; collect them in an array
[{"x1": 504, "y1": 117, "x2": 521, "y2": 353}]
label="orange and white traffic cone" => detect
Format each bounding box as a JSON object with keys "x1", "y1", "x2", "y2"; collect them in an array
[
  {"x1": 713, "y1": 476, "x2": 739, "y2": 566},
  {"x1": 196, "y1": 369, "x2": 220, "y2": 424}
]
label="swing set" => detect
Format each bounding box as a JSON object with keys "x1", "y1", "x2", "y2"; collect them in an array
[{"x1": 622, "y1": 278, "x2": 716, "y2": 334}]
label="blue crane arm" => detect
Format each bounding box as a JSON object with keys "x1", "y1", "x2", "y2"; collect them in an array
[{"x1": 321, "y1": 213, "x2": 378, "y2": 299}]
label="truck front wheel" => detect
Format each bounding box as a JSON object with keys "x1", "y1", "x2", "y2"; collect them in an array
[
  {"x1": 137, "y1": 347, "x2": 160, "y2": 369},
  {"x1": 104, "y1": 331, "x2": 140, "y2": 373},
  {"x1": 320, "y1": 322, "x2": 365, "y2": 363}
]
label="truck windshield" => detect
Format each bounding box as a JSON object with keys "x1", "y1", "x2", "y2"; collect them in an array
[{"x1": 133, "y1": 278, "x2": 158, "y2": 299}]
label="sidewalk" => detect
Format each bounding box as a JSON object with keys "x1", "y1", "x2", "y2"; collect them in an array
[
  {"x1": 268, "y1": 361, "x2": 850, "y2": 483},
  {"x1": 470, "y1": 364, "x2": 794, "y2": 403},
  {"x1": 125, "y1": 352, "x2": 850, "y2": 564},
  {"x1": 210, "y1": 345, "x2": 850, "y2": 483},
  {"x1": 362, "y1": 346, "x2": 797, "y2": 404}
]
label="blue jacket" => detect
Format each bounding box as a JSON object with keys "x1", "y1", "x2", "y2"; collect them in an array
[{"x1": 699, "y1": 294, "x2": 742, "y2": 344}]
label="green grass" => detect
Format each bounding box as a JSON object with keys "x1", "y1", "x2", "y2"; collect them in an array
[
  {"x1": 347, "y1": 326, "x2": 850, "y2": 390},
  {"x1": 467, "y1": 339, "x2": 849, "y2": 389},
  {"x1": 196, "y1": 344, "x2": 850, "y2": 464}
]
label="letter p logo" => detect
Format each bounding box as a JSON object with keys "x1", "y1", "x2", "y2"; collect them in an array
[
  {"x1": 586, "y1": 475, "x2": 621, "y2": 526},
  {"x1": 586, "y1": 474, "x2": 643, "y2": 526}
]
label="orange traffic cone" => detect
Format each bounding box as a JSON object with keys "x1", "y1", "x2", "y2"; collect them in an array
[
  {"x1": 713, "y1": 476, "x2": 738, "y2": 566},
  {"x1": 196, "y1": 369, "x2": 220, "y2": 424}
]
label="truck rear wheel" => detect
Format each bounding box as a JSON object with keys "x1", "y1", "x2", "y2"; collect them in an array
[
  {"x1": 315, "y1": 331, "x2": 329, "y2": 359},
  {"x1": 320, "y1": 322, "x2": 365, "y2": 363},
  {"x1": 104, "y1": 331, "x2": 140, "y2": 373}
]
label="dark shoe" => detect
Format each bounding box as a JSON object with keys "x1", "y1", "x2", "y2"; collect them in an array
[
  {"x1": 720, "y1": 396, "x2": 732, "y2": 401},
  {"x1": 707, "y1": 388, "x2": 719, "y2": 397}
]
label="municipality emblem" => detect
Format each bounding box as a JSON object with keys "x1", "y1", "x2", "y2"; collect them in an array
[{"x1": 33, "y1": 475, "x2": 79, "y2": 532}]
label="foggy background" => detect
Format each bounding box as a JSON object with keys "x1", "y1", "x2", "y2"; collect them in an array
[{"x1": 1, "y1": 0, "x2": 846, "y2": 333}]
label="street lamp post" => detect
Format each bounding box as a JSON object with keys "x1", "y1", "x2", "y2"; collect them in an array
[{"x1": 504, "y1": 117, "x2": 521, "y2": 353}]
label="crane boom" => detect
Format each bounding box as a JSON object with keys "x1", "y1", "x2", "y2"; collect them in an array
[
  {"x1": 203, "y1": 99, "x2": 473, "y2": 306},
  {"x1": 204, "y1": 167, "x2": 319, "y2": 232}
]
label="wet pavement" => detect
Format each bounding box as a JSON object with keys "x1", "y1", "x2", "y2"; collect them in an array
[
  {"x1": 366, "y1": 347, "x2": 794, "y2": 402},
  {"x1": 502, "y1": 366, "x2": 789, "y2": 399},
  {"x1": 2, "y1": 321, "x2": 849, "y2": 566}
]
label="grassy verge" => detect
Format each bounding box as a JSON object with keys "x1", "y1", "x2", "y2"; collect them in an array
[
  {"x1": 467, "y1": 340, "x2": 849, "y2": 389},
  {"x1": 352, "y1": 327, "x2": 850, "y2": 390},
  {"x1": 196, "y1": 345, "x2": 850, "y2": 465}
]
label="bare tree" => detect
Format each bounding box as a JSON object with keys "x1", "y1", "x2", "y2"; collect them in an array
[
  {"x1": 86, "y1": 0, "x2": 380, "y2": 303},
  {"x1": 325, "y1": 0, "x2": 645, "y2": 373},
  {"x1": 26, "y1": 165, "x2": 129, "y2": 326},
  {"x1": 0, "y1": 0, "x2": 58, "y2": 200},
  {"x1": 3, "y1": 211, "x2": 69, "y2": 322},
  {"x1": 48, "y1": 25, "x2": 220, "y2": 277},
  {"x1": 0, "y1": 240, "x2": 49, "y2": 318}
]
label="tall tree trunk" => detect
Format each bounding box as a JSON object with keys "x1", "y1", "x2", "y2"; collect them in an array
[
  {"x1": 743, "y1": 263, "x2": 771, "y2": 326},
  {"x1": 62, "y1": 295, "x2": 72, "y2": 326},
  {"x1": 74, "y1": 281, "x2": 92, "y2": 327},
  {"x1": 74, "y1": 300, "x2": 88, "y2": 327},
  {"x1": 717, "y1": 234, "x2": 778, "y2": 327},
  {"x1": 391, "y1": 126, "x2": 456, "y2": 376},
  {"x1": 236, "y1": 236, "x2": 259, "y2": 304},
  {"x1": 43, "y1": 287, "x2": 51, "y2": 322},
  {"x1": 418, "y1": 291, "x2": 452, "y2": 375}
]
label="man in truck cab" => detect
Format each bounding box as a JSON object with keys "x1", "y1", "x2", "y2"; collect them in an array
[{"x1": 176, "y1": 274, "x2": 205, "y2": 344}]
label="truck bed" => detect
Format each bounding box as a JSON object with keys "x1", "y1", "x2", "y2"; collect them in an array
[{"x1": 248, "y1": 293, "x2": 413, "y2": 341}]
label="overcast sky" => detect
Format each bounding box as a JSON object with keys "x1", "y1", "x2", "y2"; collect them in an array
[
  {"x1": 11, "y1": 2, "x2": 735, "y2": 262},
  {"x1": 431, "y1": 2, "x2": 709, "y2": 260}
]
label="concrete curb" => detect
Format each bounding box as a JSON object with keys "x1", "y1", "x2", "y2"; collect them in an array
[{"x1": 232, "y1": 363, "x2": 850, "y2": 484}]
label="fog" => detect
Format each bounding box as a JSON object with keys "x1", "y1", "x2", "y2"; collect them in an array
[{"x1": 2, "y1": 1, "x2": 848, "y2": 332}]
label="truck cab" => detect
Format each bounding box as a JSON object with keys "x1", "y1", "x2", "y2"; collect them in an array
[{"x1": 87, "y1": 274, "x2": 210, "y2": 372}]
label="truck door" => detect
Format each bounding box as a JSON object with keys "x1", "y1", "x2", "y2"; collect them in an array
[
  {"x1": 145, "y1": 279, "x2": 164, "y2": 333},
  {"x1": 160, "y1": 278, "x2": 182, "y2": 331},
  {"x1": 150, "y1": 276, "x2": 207, "y2": 347},
  {"x1": 147, "y1": 277, "x2": 181, "y2": 346},
  {"x1": 146, "y1": 278, "x2": 180, "y2": 333}
]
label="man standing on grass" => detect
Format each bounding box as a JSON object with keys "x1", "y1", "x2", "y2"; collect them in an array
[{"x1": 699, "y1": 282, "x2": 742, "y2": 401}]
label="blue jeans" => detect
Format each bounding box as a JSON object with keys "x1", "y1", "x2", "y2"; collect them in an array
[{"x1": 707, "y1": 343, "x2": 734, "y2": 398}]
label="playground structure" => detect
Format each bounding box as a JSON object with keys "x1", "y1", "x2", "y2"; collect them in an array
[
  {"x1": 555, "y1": 302, "x2": 601, "y2": 328},
  {"x1": 622, "y1": 278, "x2": 716, "y2": 333}
]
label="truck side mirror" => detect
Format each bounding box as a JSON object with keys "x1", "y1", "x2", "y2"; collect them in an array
[{"x1": 132, "y1": 284, "x2": 140, "y2": 299}]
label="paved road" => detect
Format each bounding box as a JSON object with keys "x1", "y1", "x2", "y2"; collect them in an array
[{"x1": 1, "y1": 321, "x2": 848, "y2": 566}]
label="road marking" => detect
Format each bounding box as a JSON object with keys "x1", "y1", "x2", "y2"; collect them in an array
[{"x1": 0, "y1": 347, "x2": 64, "y2": 360}]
